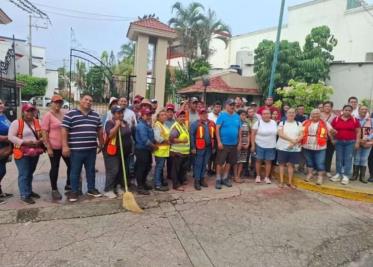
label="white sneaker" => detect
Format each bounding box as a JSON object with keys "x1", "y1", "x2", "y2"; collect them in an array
[
  {"x1": 330, "y1": 173, "x2": 341, "y2": 182},
  {"x1": 341, "y1": 176, "x2": 349, "y2": 185},
  {"x1": 117, "y1": 187, "x2": 124, "y2": 196},
  {"x1": 326, "y1": 172, "x2": 332, "y2": 178},
  {"x1": 264, "y1": 177, "x2": 271, "y2": 184},
  {"x1": 255, "y1": 176, "x2": 261, "y2": 183},
  {"x1": 104, "y1": 191, "x2": 117, "y2": 199}
]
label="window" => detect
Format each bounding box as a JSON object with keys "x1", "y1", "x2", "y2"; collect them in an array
[
  {"x1": 346, "y1": 0, "x2": 362, "y2": 10},
  {"x1": 366, "y1": 52, "x2": 373, "y2": 62}
]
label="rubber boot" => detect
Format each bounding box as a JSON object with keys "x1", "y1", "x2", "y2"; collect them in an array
[
  {"x1": 350, "y1": 165, "x2": 359, "y2": 181},
  {"x1": 360, "y1": 166, "x2": 368, "y2": 183}
]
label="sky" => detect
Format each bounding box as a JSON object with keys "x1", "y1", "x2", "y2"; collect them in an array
[{"x1": 0, "y1": 0, "x2": 367, "y2": 69}]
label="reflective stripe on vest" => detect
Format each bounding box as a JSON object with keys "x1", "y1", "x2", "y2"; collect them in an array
[
  {"x1": 301, "y1": 120, "x2": 327, "y2": 146},
  {"x1": 153, "y1": 121, "x2": 170, "y2": 157},
  {"x1": 170, "y1": 122, "x2": 190, "y2": 154}
]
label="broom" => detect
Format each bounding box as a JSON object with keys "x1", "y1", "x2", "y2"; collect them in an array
[{"x1": 118, "y1": 131, "x2": 143, "y2": 213}]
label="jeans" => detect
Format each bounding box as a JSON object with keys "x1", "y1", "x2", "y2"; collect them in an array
[
  {"x1": 15, "y1": 156, "x2": 39, "y2": 199},
  {"x1": 49, "y1": 149, "x2": 70, "y2": 190},
  {"x1": 325, "y1": 139, "x2": 335, "y2": 173},
  {"x1": 154, "y1": 157, "x2": 166, "y2": 187},
  {"x1": 70, "y1": 149, "x2": 97, "y2": 193},
  {"x1": 135, "y1": 149, "x2": 152, "y2": 189},
  {"x1": 335, "y1": 140, "x2": 355, "y2": 176},
  {"x1": 171, "y1": 154, "x2": 189, "y2": 188},
  {"x1": 354, "y1": 147, "x2": 372, "y2": 166},
  {"x1": 193, "y1": 148, "x2": 211, "y2": 180},
  {"x1": 0, "y1": 159, "x2": 7, "y2": 193},
  {"x1": 369, "y1": 148, "x2": 373, "y2": 177},
  {"x1": 103, "y1": 151, "x2": 128, "y2": 192},
  {"x1": 303, "y1": 149, "x2": 326, "y2": 171}
]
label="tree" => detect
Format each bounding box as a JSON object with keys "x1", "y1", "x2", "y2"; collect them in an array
[
  {"x1": 75, "y1": 60, "x2": 87, "y2": 91},
  {"x1": 297, "y1": 26, "x2": 337, "y2": 83},
  {"x1": 117, "y1": 42, "x2": 134, "y2": 61},
  {"x1": 198, "y1": 8, "x2": 231, "y2": 59},
  {"x1": 276, "y1": 79, "x2": 334, "y2": 113},
  {"x1": 86, "y1": 66, "x2": 104, "y2": 102},
  {"x1": 169, "y1": 2, "x2": 205, "y2": 60},
  {"x1": 101, "y1": 51, "x2": 109, "y2": 66},
  {"x1": 254, "y1": 40, "x2": 301, "y2": 97},
  {"x1": 16, "y1": 74, "x2": 47, "y2": 100}
]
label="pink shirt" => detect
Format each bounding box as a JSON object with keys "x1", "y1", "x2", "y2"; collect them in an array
[{"x1": 41, "y1": 111, "x2": 65, "y2": 149}]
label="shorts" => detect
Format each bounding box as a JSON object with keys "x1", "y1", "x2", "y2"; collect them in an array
[
  {"x1": 277, "y1": 150, "x2": 300, "y2": 164},
  {"x1": 255, "y1": 145, "x2": 276, "y2": 161},
  {"x1": 216, "y1": 145, "x2": 238, "y2": 165}
]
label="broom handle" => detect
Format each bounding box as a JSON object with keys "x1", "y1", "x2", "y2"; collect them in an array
[{"x1": 118, "y1": 128, "x2": 129, "y2": 192}]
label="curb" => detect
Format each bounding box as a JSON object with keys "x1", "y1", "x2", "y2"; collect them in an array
[
  {"x1": 274, "y1": 172, "x2": 373, "y2": 203},
  {"x1": 0, "y1": 186, "x2": 242, "y2": 225}
]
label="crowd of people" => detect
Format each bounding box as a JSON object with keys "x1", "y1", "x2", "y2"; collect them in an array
[{"x1": 0, "y1": 93, "x2": 372, "y2": 205}]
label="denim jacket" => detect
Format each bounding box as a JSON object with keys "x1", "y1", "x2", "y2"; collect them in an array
[{"x1": 135, "y1": 119, "x2": 155, "y2": 150}]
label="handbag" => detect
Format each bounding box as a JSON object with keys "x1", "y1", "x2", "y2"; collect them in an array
[{"x1": 0, "y1": 143, "x2": 12, "y2": 160}]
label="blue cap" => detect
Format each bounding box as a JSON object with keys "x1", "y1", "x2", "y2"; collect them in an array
[
  {"x1": 225, "y1": 98, "x2": 235, "y2": 105},
  {"x1": 111, "y1": 105, "x2": 124, "y2": 114}
]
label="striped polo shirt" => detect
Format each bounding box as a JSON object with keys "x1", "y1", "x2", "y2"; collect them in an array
[{"x1": 61, "y1": 108, "x2": 102, "y2": 150}]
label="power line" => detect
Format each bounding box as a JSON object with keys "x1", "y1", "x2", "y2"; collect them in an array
[
  {"x1": 8, "y1": 0, "x2": 32, "y2": 13},
  {"x1": 30, "y1": 1, "x2": 134, "y2": 20},
  {"x1": 44, "y1": 10, "x2": 133, "y2": 22}
]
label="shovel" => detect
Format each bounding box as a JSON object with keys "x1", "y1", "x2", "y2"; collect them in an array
[{"x1": 118, "y1": 131, "x2": 143, "y2": 213}]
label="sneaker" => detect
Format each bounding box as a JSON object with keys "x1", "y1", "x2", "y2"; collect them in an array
[
  {"x1": 64, "y1": 185, "x2": 72, "y2": 192},
  {"x1": 330, "y1": 173, "x2": 341, "y2": 182},
  {"x1": 144, "y1": 184, "x2": 153, "y2": 191},
  {"x1": 194, "y1": 180, "x2": 201, "y2": 191},
  {"x1": 316, "y1": 176, "x2": 323, "y2": 185},
  {"x1": 117, "y1": 187, "x2": 124, "y2": 196},
  {"x1": 104, "y1": 191, "x2": 117, "y2": 199},
  {"x1": 30, "y1": 192, "x2": 40, "y2": 199},
  {"x1": 0, "y1": 198, "x2": 6, "y2": 205},
  {"x1": 215, "y1": 180, "x2": 222, "y2": 190},
  {"x1": 341, "y1": 176, "x2": 349, "y2": 185},
  {"x1": 255, "y1": 176, "x2": 261, "y2": 183},
  {"x1": 222, "y1": 179, "x2": 232, "y2": 187},
  {"x1": 87, "y1": 189, "x2": 102, "y2": 198},
  {"x1": 68, "y1": 192, "x2": 79, "y2": 202},
  {"x1": 200, "y1": 179, "x2": 208, "y2": 188},
  {"x1": 154, "y1": 186, "x2": 169, "y2": 192},
  {"x1": 161, "y1": 180, "x2": 169, "y2": 187},
  {"x1": 326, "y1": 172, "x2": 332, "y2": 178},
  {"x1": 264, "y1": 177, "x2": 271, "y2": 184},
  {"x1": 21, "y1": 197, "x2": 35, "y2": 205},
  {"x1": 368, "y1": 176, "x2": 373, "y2": 183},
  {"x1": 137, "y1": 188, "x2": 150, "y2": 195},
  {"x1": 51, "y1": 190, "x2": 62, "y2": 200},
  {"x1": 0, "y1": 192, "x2": 13, "y2": 198}
]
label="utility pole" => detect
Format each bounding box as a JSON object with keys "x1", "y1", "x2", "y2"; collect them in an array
[
  {"x1": 28, "y1": 15, "x2": 32, "y2": 76},
  {"x1": 268, "y1": 0, "x2": 286, "y2": 97}
]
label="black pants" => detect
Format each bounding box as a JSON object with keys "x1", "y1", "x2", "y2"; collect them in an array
[
  {"x1": 368, "y1": 148, "x2": 373, "y2": 178},
  {"x1": 103, "y1": 151, "x2": 128, "y2": 191},
  {"x1": 171, "y1": 154, "x2": 189, "y2": 189},
  {"x1": 325, "y1": 139, "x2": 335, "y2": 173},
  {"x1": 166, "y1": 157, "x2": 173, "y2": 180},
  {"x1": 135, "y1": 149, "x2": 152, "y2": 189},
  {"x1": 49, "y1": 149, "x2": 70, "y2": 190}
]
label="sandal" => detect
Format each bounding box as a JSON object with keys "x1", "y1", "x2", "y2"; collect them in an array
[{"x1": 174, "y1": 186, "x2": 185, "y2": 191}]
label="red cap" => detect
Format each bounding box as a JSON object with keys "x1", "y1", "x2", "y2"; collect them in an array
[
  {"x1": 198, "y1": 108, "x2": 207, "y2": 115},
  {"x1": 133, "y1": 97, "x2": 141, "y2": 104},
  {"x1": 140, "y1": 107, "x2": 152, "y2": 116},
  {"x1": 166, "y1": 103, "x2": 175, "y2": 111},
  {"x1": 51, "y1": 95, "x2": 63, "y2": 102},
  {"x1": 175, "y1": 110, "x2": 186, "y2": 117},
  {"x1": 134, "y1": 94, "x2": 144, "y2": 101},
  {"x1": 22, "y1": 103, "x2": 36, "y2": 112}
]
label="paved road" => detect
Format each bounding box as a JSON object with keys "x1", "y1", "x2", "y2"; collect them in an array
[{"x1": 1, "y1": 186, "x2": 373, "y2": 267}]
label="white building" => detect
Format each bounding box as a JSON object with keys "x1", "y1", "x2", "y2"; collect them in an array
[
  {"x1": 209, "y1": 0, "x2": 373, "y2": 107},
  {"x1": 0, "y1": 35, "x2": 58, "y2": 98}
]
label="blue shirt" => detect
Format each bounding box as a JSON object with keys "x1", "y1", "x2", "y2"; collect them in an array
[
  {"x1": 135, "y1": 119, "x2": 155, "y2": 150},
  {"x1": 61, "y1": 109, "x2": 102, "y2": 150},
  {"x1": 190, "y1": 120, "x2": 211, "y2": 150},
  {"x1": 0, "y1": 114, "x2": 10, "y2": 148},
  {"x1": 216, "y1": 111, "x2": 241, "y2": 145}
]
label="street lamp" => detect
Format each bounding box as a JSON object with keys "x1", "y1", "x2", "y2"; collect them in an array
[{"x1": 202, "y1": 75, "x2": 210, "y2": 104}]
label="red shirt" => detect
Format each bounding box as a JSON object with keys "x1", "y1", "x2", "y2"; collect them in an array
[
  {"x1": 331, "y1": 116, "x2": 360, "y2": 141},
  {"x1": 257, "y1": 105, "x2": 281, "y2": 116}
]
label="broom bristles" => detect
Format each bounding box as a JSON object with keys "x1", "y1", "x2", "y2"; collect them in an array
[{"x1": 123, "y1": 192, "x2": 143, "y2": 213}]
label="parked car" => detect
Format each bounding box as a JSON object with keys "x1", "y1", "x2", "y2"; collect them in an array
[{"x1": 29, "y1": 96, "x2": 51, "y2": 107}]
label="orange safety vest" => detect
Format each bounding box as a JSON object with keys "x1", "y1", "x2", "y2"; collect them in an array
[
  {"x1": 13, "y1": 119, "x2": 42, "y2": 160},
  {"x1": 195, "y1": 120, "x2": 216, "y2": 150},
  {"x1": 301, "y1": 119, "x2": 328, "y2": 147},
  {"x1": 106, "y1": 135, "x2": 118, "y2": 156}
]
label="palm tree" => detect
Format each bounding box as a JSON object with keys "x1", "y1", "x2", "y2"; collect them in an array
[
  {"x1": 117, "y1": 42, "x2": 135, "y2": 61},
  {"x1": 75, "y1": 60, "x2": 87, "y2": 91},
  {"x1": 198, "y1": 8, "x2": 231, "y2": 59},
  {"x1": 169, "y1": 2, "x2": 205, "y2": 60}
]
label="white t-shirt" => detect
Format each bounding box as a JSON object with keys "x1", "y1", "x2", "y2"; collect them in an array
[
  {"x1": 252, "y1": 119, "x2": 278, "y2": 148},
  {"x1": 208, "y1": 112, "x2": 219, "y2": 123},
  {"x1": 276, "y1": 121, "x2": 302, "y2": 152}
]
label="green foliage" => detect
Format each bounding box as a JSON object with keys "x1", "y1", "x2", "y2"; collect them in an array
[
  {"x1": 276, "y1": 79, "x2": 334, "y2": 113},
  {"x1": 174, "y1": 57, "x2": 211, "y2": 91},
  {"x1": 254, "y1": 40, "x2": 301, "y2": 97},
  {"x1": 169, "y1": 2, "x2": 231, "y2": 60},
  {"x1": 254, "y1": 26, "x2": 337, "y2": 96},
  {"x1": 16, "y1": 74, "x2": 47, "y2": 100},
  {"x1": 85, "y1": 66, "x2": 104, "y2": 102},
  {"x1": 362, "y1": 98, "x2": 373, "y2": 109},
  {"x1": 297, "y1": 26, "x2": 337, "y2": 83}
]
